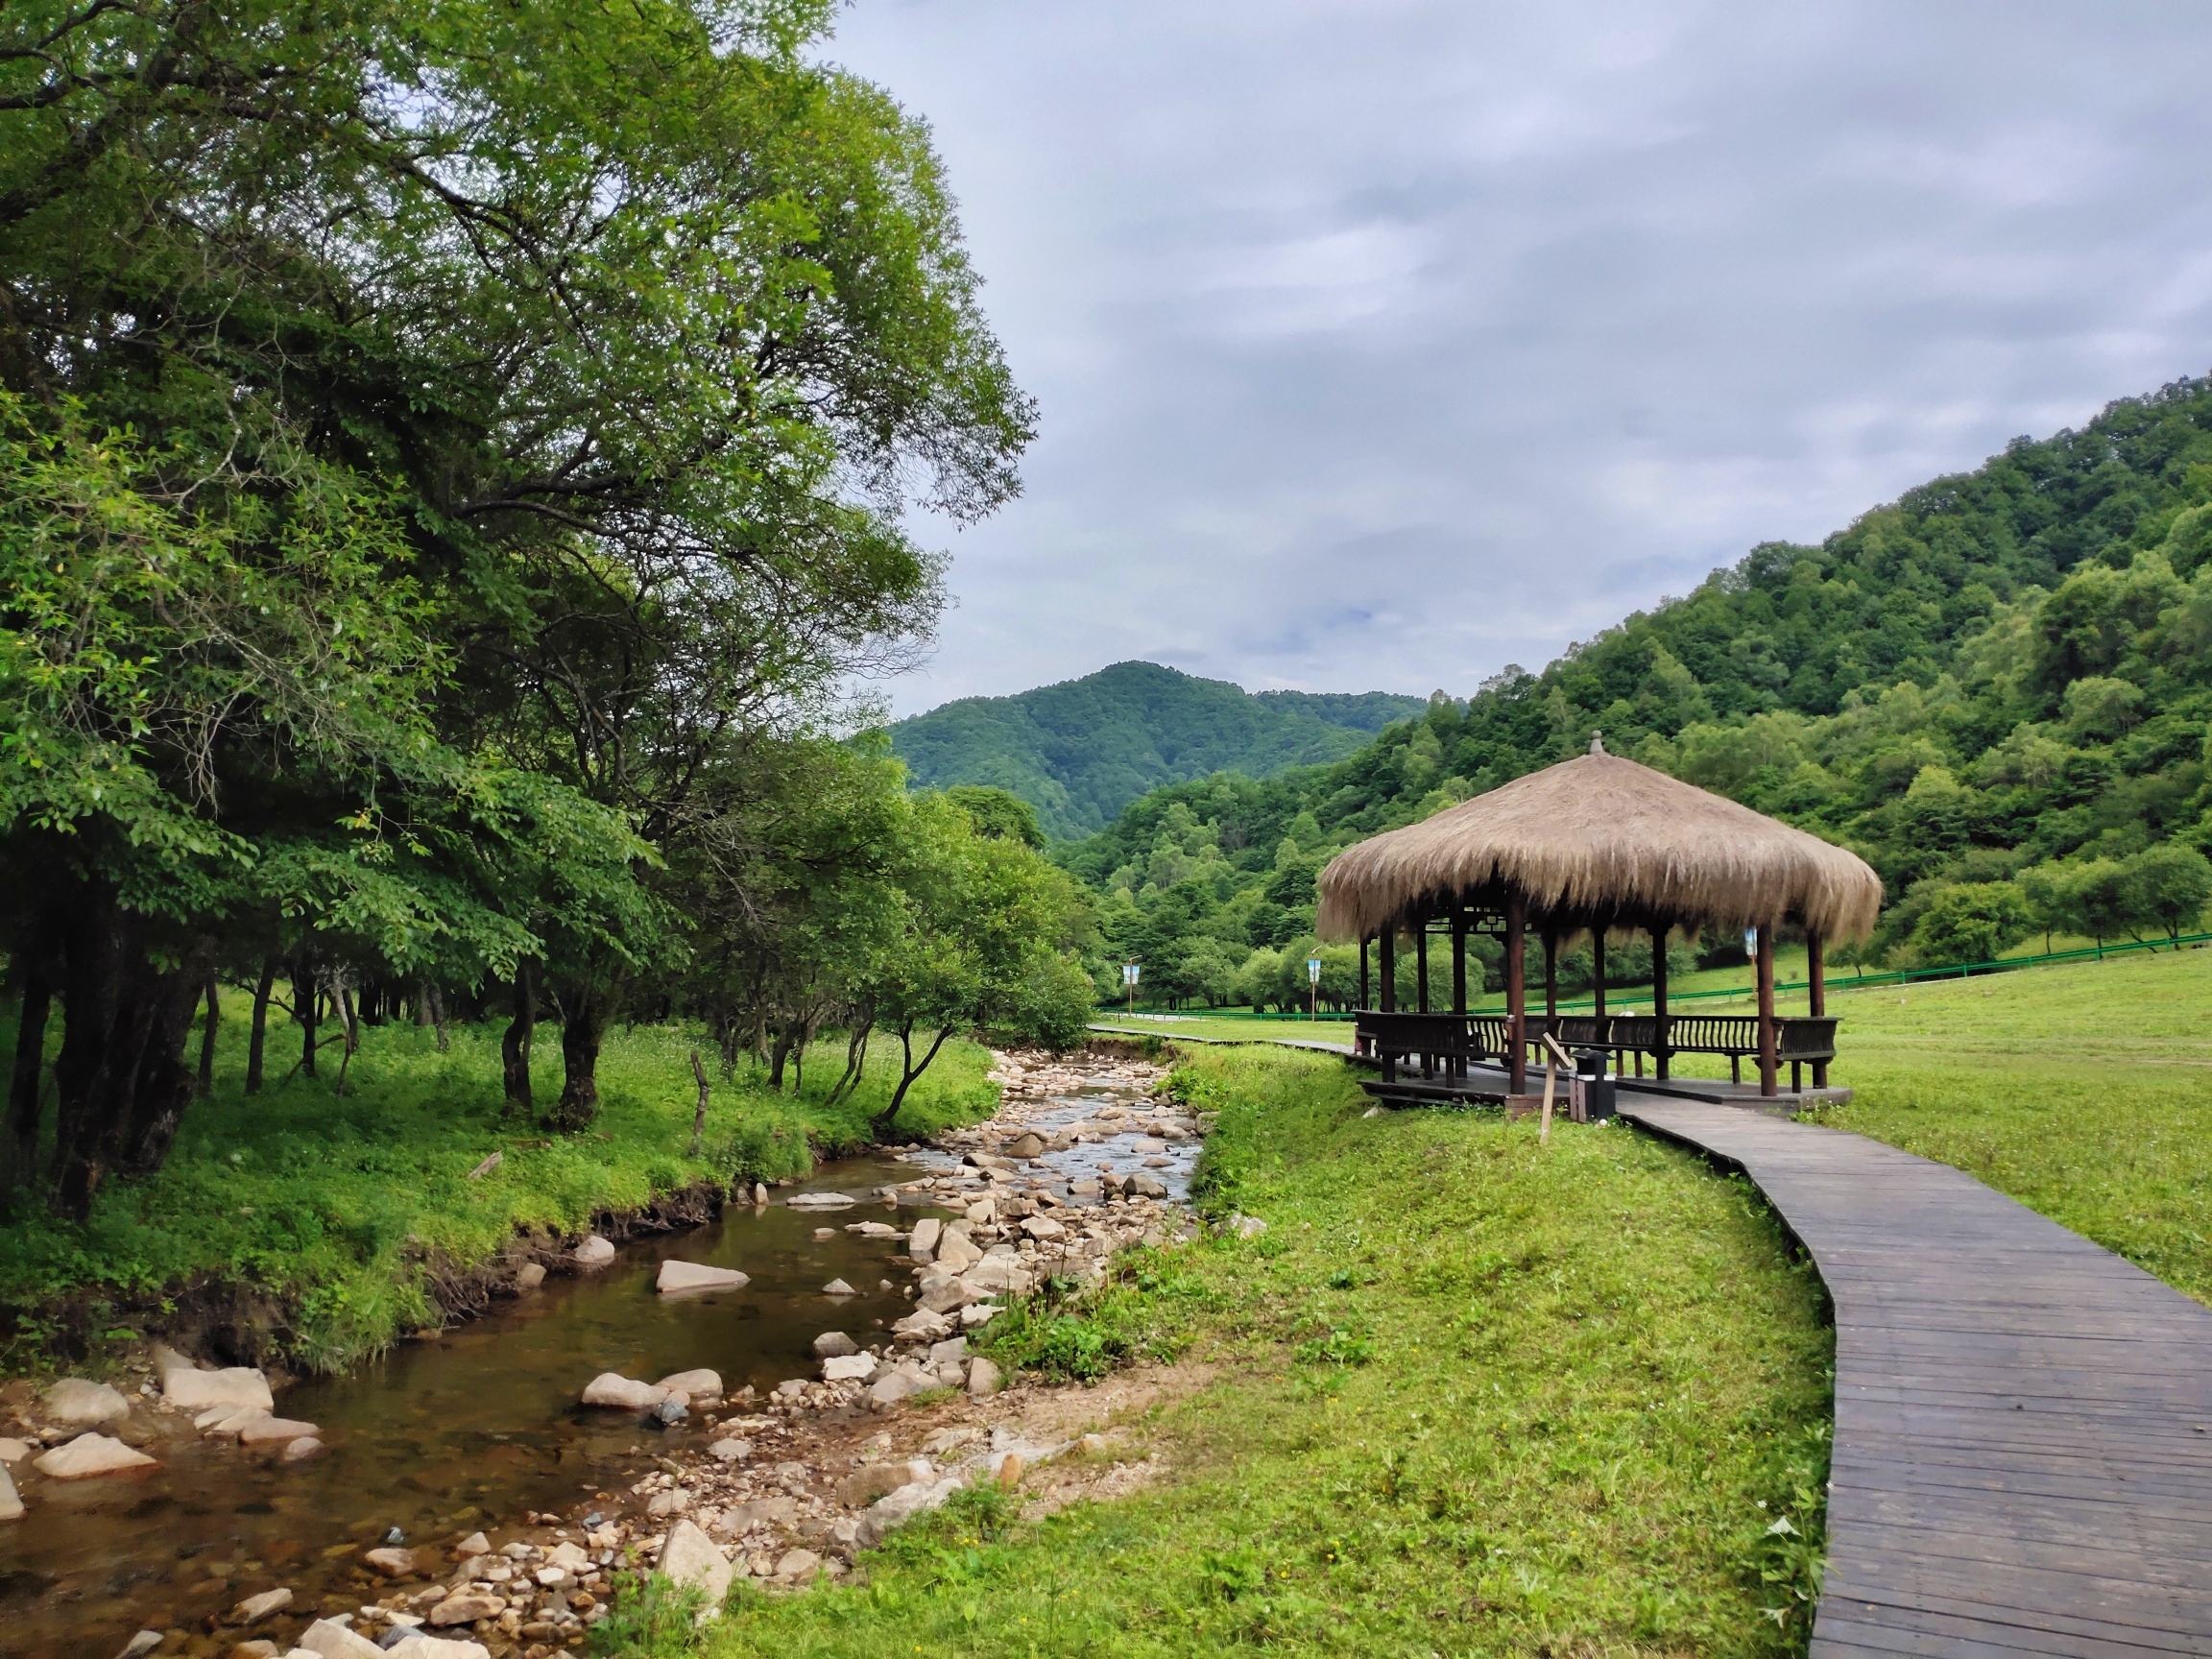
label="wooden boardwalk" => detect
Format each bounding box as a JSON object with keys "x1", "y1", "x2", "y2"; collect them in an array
[{"x1": 1619, "y1": 1100, "x2": 2212, "y2": 1658}]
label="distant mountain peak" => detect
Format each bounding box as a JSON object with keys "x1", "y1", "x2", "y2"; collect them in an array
[{"x1": 887, "y1": 661, "x2": 1426, "y2": 838}]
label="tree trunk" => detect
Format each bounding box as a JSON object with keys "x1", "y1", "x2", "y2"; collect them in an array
[
  {"x1": 552, "y1": 981, "x2": 615, "y2": 1130},
  {"x1": 49, "y1": 889, "x2": 209, "y2": 1220},
  {"x1": 688, "y1": 1049, "x2": 709, "y2": 1158},
  {"x1": 502, "y1": 959, "x2": 537, "y2": 1116},
  {"x1": 246, "y1": 954, "x2": 277, "y2": 1094},
  {"x1": 291, "y1": 951, "x2": 318, "y2": 1079},
  {"x1": 195, "y1": 974, "x2": 220, "y2": 1098},
  {"x1": 871, "y1": 1022, "x2": 954, "y2": 1140},
  {"x1": 4, "y1": 933, "x2": 56, "y2": 1209},
  {"x1": 767, "y1": 1022, "x2": 797, "y2": 1092}
]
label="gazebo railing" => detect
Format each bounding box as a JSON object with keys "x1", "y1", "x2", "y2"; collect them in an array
[{"x1": 1356, "y1": 1009, "x2": 1840, "y2": 1092}]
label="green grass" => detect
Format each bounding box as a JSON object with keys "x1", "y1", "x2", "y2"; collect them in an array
[
  {"x1": 0, "y1": 1010, "x2": 998, "y2": 1376},
  {"x1": 701, "y1": 1046, "x2": 1834, "y2": 1658},
  {"x1": 1804, "y1": 942, "x2": 2212, "y2": 1304}
]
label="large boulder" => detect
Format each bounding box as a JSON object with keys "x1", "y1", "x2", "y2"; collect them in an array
[
  {"x1": 811, "y1": 1332, "x2": 858, "y2": 1358},
  {"x1": 656, "y1": 1261, "x2": 747, "y2": 1295},
  {"x1": 235, "y1": 1416, "x2": 319, "y2": 1446},
  {"x1": 658, "y1": 1520, "x2": 733, "y2": 1616},
  {"x1": 44, "y1": 1378, "x2": 130, "y2": 1428},
  {"x1": 821, "y1": 1355, "x2": 876, "y2": 1383},
  {"x1": 890, "y1": 1309, "x2": 952, "y2": 1343},
  {"x1": 656, "y1": 1369, "x2": 722, "y2": 1397},
  {"x1": 1005, "y1": 1132, "x2": 1046, "y2": 1160},
  {"x1": 934, "y1": 1231, "x2": 983, "y2": 1273},
  {"x1": 572, "y1": 1235, "x2": 615, "y2": 1266},
  {"x1": 907, "y1": 1218, "x2": 941, "y2": 1262},
  {"x1": 1124, "y1": 1172, "x2": 1169, "y2": 1199},
  {"x1": 965, "y1": 1358, "x2": 1003, "y2": 1398},
  {"x1": 855, "y1": 1477, "x2": 964, "y2": 1548},
  {"x1": 867, "y1": 1367, "x2": 928, "y2": 1408},
  {"x1": 34, "y1": 1433, "x2": 156, "y2": 1479},
  {"x1": 162, "y1": 1367, "x2": 273, "y2": 1414},
  {"x1": 0, "y1": 1463, "x2": 20, "y2": 1522},
  {"x1": 579, "y1": 1373, "x2": 666, "y2": 1410},
  {"x1": 785, "y1": 1191, "x2": 854, "y2": 1210},
  {"x1": 297, "y1": 1619, "x2": 386, "y2": 1659}
]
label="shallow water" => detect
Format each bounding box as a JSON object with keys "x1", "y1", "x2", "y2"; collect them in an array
[{"x1": 0, "y1": 1071, "x2": 1189, "y2": 1659}]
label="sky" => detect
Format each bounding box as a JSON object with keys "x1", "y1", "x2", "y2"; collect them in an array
[{"x1": 824, "y1": 0, "x2": 2212, "y2": 717}]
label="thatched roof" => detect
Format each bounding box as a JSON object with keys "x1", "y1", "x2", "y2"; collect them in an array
[{"x1": 1315, "y1": 744, "x2": 1882, "y2": 943}]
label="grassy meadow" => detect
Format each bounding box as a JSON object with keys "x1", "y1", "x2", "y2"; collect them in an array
[
  {"x1": 0, "y1": 1010, "x2": 998, "y2": 1376},
  {"x1": 704, "y1": 1046, "x2": 1834, "y2": 1659}
]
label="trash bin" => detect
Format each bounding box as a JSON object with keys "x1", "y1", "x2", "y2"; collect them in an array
[{"x1": 1571, "y1": 1049, "x2": 1615, "y2": 1121}]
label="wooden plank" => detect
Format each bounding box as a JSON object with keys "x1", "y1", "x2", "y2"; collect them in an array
[{"x1": 1616, "y1": 1099, "x2": 2212, "y2": 1654}]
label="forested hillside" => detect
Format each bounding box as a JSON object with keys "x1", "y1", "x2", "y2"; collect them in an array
[
  {"x1": 1068, "y1": 373, "x2": 2212, "y2": 1008},
  {"x1": 888, "y1": 661, "x2": 1425, "y2": 838}
]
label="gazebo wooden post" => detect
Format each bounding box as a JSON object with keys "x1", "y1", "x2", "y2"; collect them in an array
[
  {"x1": 1450, "y1": 910, "x2": 1468, "y2": 1082},
  {"x1": 1378, "y1": 925, "x2": 1396, "y2": 1083},
  {"x1": 1415, "y1": 922, "x2": 1429, "y2": 1013},
  {"x1": 1592, "y1": 927, "x2": 1608, "y2": 1073},
  {"x1": 1542, "y1": 927, "x2": 1558, "y2": 1033},
  {"x1": 1358, "y1": 935, "x2": 1370, "y2": 1013},
  {"x1": 1650, "y1": 919, "x2": 1671, "y2": 1081},
  {"x1": 1506, "y1": 894, "x2": 1527, "y2": 1095},
  {"x1": 1808, "y1": 928, "x2": 1827, "y2": 1088},
  {"x1": 1756, "y1": 924, "x2": 1778, "y2": 1097}
]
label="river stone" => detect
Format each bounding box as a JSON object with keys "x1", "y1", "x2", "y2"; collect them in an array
[
  {"x1": 890, "y1": 1309, "x2": 951, "y2": 1343},
  {"x1": 658, "y1": 1520, "x2": 733, "y2": 1615},
  {"x1": 116, "y1": 1633, "x2": 164, "y2": 1659},
  {"x1": 963, "y1": 1197, "x2": 997, "y2": 1224},
  {"x1": 163, "y1": 1367, "x2": 273, "y2": 1414},
  {"x1": 1125, "y1": 1172, "x2": 1169, "y2": 1199},
  {"x1": 855, "y1": 1477, "x2": 963, "y2": 1548},
  {"x1": 774, "y1": 1548, "x2": 821, "y2": 1582},
  {"x1": 811, "y1": 1331, "x2": 857, "y2": 1358},
  {"x1": 1231, "y1": 1214, "x2": 1267, "y2": 1238},
  {"x1": 45, "y1": 1377, "x2": 131, "y2": 1427},
  {"x1": 573, "y1": 1235, "x2": 615, "y2": 1266},
  {"x1": 0, "y1": 1463, "x2": 21, "y2": 1521},
  {"x1": 822, "y1": 1278, "x2": 855, "y2": 1296},
  {"x1": 363, "y1": 1547, "x2": 417, "y2": 1577},
  {"x1": 385, "y1": 1638, "x2": 491, "y2": 1659},
  {"x1": 0, "y1": 1438, "x2": 27, "y2": 1463},
  {"x1": 299, "y1": 1619, "x2": 386, "y2": 1659},
  {"x1": 917, "y1": 1276, "x2": 973, "y2": 1315},
  {"x1": 708, "y1": 1437, "x2": 753, "y2": 1462},
  {"x1": 724, "y1": 1494, "x2": 796, "y2": 1527},
  {"x1": 35, "y1": 1432, "x2": 156, "y2": 1479},
  {"x1": 966, "y1": 1358, "x2": 1003, "y2": 1397},
  {"x1": 785, "y1": 1191, "x2": 854, "y2": 1210},
  {"x1": 1005, "y1": 1132, "x2": 1046, "y2": 1160},
  {"x1": 231, "y1": 1586, "x2": 293, "y2": 1623},
  {"x1": 656, "y1": 1261, "x2": 747, "y2": 1294},
  {"x1": 820, "y1": 1355, "x2": 876, "y2": 1383},
  {"x1": 1020, "y1": 1214, "x2": 1066, "y2": 1241},
  {"x1": 230, "y1": 1642, "x2": 279, "y2": 1659},
  {"x1": 906, "y1": 1217, "x2": 941, "y2": 1262},
  {"x1": 426, "y1": 1591, "x2": 501, "y2": 1626},
  {"x1": 515, "y1": 1263, "x2": 546, "y2": 1290},
  {"x1": 454, "y1": 1532, "x2": 491, "y2": 1557},
  {"x1": 934, "y1": 1231, "x2": 983, "y2": 1273},
  {"x1": 280, "y1": 1435, "x2": 324, "y2": 1462},
  {"x1": 962, "y1": 1257, "x2": 1028, "y2": 1295},
  {"x1": 833, "y1": 1458, "x2": 930, "y2": 1506},
  {"x1": 237, "y1": 1416, "x2": 319, "y2": 1445},
  {"x1": 959, "y1": 1304, "x2": 1001, "y2": 1330},
  {"x1": 580, "y1": 1373, "x2": 666, "y2": 1410},
  {"x1": 656, "y1": 1368, "x2": 722, "y2": 1397},
  {"x1": 868, "y1": 1367, "x2": 928, "y2": 1408}
]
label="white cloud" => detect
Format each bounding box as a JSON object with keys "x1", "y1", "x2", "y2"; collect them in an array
[{"x1": 824, "y1": 0, "x2": 2212, "y2": 714}]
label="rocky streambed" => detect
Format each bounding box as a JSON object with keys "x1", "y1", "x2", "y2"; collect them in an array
[{"x1": 0, "y1": 1047, "x2": 1205, "y2": 1659}]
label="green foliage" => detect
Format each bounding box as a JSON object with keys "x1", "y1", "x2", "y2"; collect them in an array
[
  {"x1": 712, "y1": 1046, "x2": 1834, "y2": 1656},
  {"x1": 589, "y1": 1573, "x2": 711, "y2": 1657},
  {"x1": 890, "y1": 661, "x2": 1425, "y2": 839}
]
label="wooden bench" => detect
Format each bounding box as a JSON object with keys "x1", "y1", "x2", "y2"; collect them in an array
[
  {"x1": 1356, "y1": 1011, "x2": 1488, "y2": 1082},
  {"x1": 1663, "y1": 1014, "x2": 1839, "y2": 1089}
]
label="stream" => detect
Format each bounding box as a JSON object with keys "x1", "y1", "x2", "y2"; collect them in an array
[{"x1": 0, "y1": 1054, "x2": 1192, "y2": 1659}]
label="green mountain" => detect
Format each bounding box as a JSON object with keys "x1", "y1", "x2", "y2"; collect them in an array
[
  {"x1": 1064, "y1": 371, "x2": 2212, "y2": 1008},
  {"x1": 887, "y1": 661, "x2": 1426, "y2": 839}
]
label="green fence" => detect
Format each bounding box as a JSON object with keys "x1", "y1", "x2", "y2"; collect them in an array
[{"x1": 1107, "y1": 930, "x2": 2212, "y2": 1022}]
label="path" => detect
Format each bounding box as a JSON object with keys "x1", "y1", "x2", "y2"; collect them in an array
[{"x1": 1620, "y1": 1099, "x2": 2212, "y2": 1658}]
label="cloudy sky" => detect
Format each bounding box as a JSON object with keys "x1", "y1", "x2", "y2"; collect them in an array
[{"x1": 826, "y1": 1, "x2": 2212, "y2": 716}]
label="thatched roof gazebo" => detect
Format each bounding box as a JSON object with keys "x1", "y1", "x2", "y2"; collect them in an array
[{"x1": 1316, "y1": 738, "x2": 1882, "y2": 1101}]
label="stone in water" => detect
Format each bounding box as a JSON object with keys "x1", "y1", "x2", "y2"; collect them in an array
[
  {"x1": 657, "y1": 1260, "x2": 748, "y2": 1294},
  {"x1": 34, "y1": 1433, "x2": 156, "y2": 1479}
]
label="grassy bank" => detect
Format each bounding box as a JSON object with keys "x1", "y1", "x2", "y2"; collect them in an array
[
  {"x1": 0, "y1": 1013, "x2": 998, "y2": 1376},
  {"x1": 1805, "y1": 944, "x2": 2212, "y2": 1304},
  {"x1": 704, "y1": 1046, "x2": 1834, "y2": 1657}
]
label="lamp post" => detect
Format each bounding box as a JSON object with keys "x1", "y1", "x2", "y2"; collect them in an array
[
  {"x1": 1122, "y1": 961, "x2": 1140, "y2": 1019},
  {"x1": 1308, "y1": 956, "x2": 1321, "y2": 1021}
]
